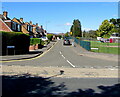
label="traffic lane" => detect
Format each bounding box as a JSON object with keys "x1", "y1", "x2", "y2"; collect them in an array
[
  {"x1": 61, "y1": 43, "x2": 118, "y2": 68},
  {"x1": 52, "y1": 77, "x2": 119, "y2": 93},
  {"x1": 2, "y1": 39, "x2": 118, "y2": 68},
  {"x1": 2, "y1": 40, "x2": 71, "y2": 67}
]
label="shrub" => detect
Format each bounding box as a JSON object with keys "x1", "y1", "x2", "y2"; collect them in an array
[
  {"x1": 30, "y1": 38, "x2": 41, "y2": 45},
  {"x1": 1, "y1": 31, "x2": 30, "y2": 55},
  {"x1": 47, "y1": 34, "x2": 53, "y2": 41},
  {"x1": 76, "y1": 37, "x2": 80, "y2": 39},
  {"x1": 38, "y1": 40, "x2": 44, "y2": 49}
]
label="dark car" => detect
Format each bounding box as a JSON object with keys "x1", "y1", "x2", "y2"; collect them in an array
[{"x1": 63, "y1": 39, "x2": 71, "y2": 45}]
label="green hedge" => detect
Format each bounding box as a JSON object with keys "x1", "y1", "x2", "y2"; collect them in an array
[
  {"x1": 1, "y1": 31, "x2": 30, "y2": 55},
  {"x1": 30, "y1": 38, "x2": 41, "y2": 45},
  {"x1": 47, "y1": 34, "x2": 53, "y2": 41}
]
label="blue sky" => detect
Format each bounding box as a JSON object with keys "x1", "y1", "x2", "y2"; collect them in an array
[{"x1": 1, "y1": 2, "x2": 118, "y2": 34}]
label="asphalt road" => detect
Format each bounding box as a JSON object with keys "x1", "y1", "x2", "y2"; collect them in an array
[
  {"x1": 2, "y1": 40, "x2": 119, "y2": 93},
  {"x1": 52, "y1": 77, "x2": 119, "y2": 93},
  {"x1": 3, "y1": 40, "x2": 118, "y2": 69}
]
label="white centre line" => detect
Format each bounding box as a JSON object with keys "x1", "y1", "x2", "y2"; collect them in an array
[
  {"x1": 59, "y1": 51, "x2": 75, "y2": 68},
  {"x1": 59, "y1": 51, "x2": 62, "y2": 54},
  {"x1": 67, "y1": 60, "x2": 75, "y2": 68},
  {"x1": 61, "y1": 55, "x2": 66, "y2": 59}
]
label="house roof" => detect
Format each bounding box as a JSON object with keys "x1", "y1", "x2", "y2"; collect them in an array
[
  {"x1": 12, "y1": 18, "x2": 23, "y2": 24},
  {"x1": 0, "y1": 18, "x2": 12, "y2": 32}
]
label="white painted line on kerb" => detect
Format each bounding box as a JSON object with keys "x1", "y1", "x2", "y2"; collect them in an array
[
  {"x1": 67, "y1": 60, "x2": 75, "y2": 68},
  {"x1": 61, "y1": 55, "x2": 65, "y2": 59}
]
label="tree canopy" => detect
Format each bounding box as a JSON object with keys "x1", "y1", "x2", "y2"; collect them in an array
[
  {"x1": 70, "y1": 19, "x2": 82, "y2": 37},
  {"x1": 96, "y1": 20, "x2": 115, "y2": 38},
  {"x1": 110, "y1": 18, "x2": 120, "y2": 34}
]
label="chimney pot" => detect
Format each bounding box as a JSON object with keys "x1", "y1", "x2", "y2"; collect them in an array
[
  {"x1": 20, "y1": 18, "x2": 23, "y2": 23},
  {"x1": 30, "y1": 21, "x2": 32, "y2": 25},
  {"x1": 3, "y1": 11, "x2": 8, "y2": 18},
  {"x1": 36, "y1": 23, "x2": 38, "y2": 26}
]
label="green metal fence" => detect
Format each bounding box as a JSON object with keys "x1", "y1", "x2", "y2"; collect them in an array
[
  {"x1": 80, "y1": 41, "x2": 91, "y2": 51},
  {"x1": 68, "y1": 37, "x2": 119, "y2": 54},
  {"x1": 74, "y1": 37, "x2": 91, "y2": 51}
]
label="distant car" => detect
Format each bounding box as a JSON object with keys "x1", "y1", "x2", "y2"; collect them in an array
[
  {"x1": 100, "y1": 38, "x2": 110, "y2": 43},
  {"x1": 41, "y1": 36, "x2": 48, "y2": 41},
  {"x1": 63, "y1": 39, "x2": 71, "y2": 45}
]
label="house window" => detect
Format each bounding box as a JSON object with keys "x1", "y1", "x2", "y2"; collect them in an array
[
  {"x1": 28, "y1": 26, "x2": 30, "y2": 31},
  {"x1": 30, "y1": 26, "x2": 32, "y2": 32},
  {"x1": 17, "y1": 24, "x2": 21, "y2": 32},
  {"x1": 12, "y1": 22, "x2": 17, "y2": 31}
]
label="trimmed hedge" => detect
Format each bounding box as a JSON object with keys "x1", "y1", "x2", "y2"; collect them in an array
[
  {"x1": 47, "y1": 34, "x2": 53, "y2": 41},
  {"x1": 30, "y1": 38, "x2": 41, "y2": 45},
  {"x1": 30, "y1": 38, "x2": 45, "y2": 49},
  {"x1": 1, "y1": 31, "x2": 30, "y2": 55}
]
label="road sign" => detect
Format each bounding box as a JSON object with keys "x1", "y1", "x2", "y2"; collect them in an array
[
  {"x1": 70, "y1": 32, "x2": 72, "y2": 35},
  {"x1": 7, "y1": 46, "x2": 15, "y2": 48}
]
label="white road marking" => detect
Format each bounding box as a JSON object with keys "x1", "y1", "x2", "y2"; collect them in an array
[
  {"x1": 59, "y1": 51, "x2": 75, "y2": 68},
  {"x1": 59, "y1": 51, "x2": 62, "y2": 54},
  {"x1": 67, "y1": 60, "x2": 75, "y2": 68},
  {"x1": 61, "y1": 55, "x2": 65, "y2": 59}
]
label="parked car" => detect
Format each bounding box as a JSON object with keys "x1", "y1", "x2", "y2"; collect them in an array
[
  {"x1": 41, "y1": 36, "x2": 48, "y2": 41},
  {"x1": 100, "y1": 38, "x2": 109, "y2": 43},
  {"x1": 63, "y1": 39, "x2": 71, "y2": 45}
]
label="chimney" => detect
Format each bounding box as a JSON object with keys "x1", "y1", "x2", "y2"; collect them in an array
[
  {"x1": 36, "y1": 23, "x2": 38, "y2": 26},
  {"x1": 20, "y1": 18, "x2": 23, "y2": 23},
  {"x1": 3, "y1": 11, "x2": 8, "y2": 18},
  {"x1": 30, "y1": 21, "x2": 32, "y2": 25},
  {"x1": 41, "y1": 25, "x2": 43, "y2": 28}
]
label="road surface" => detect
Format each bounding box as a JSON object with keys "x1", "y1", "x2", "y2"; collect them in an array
[
  {"x1": 2, "y1": 40, "x2": 119, "y2": 93},
  {"x1": 2, "y1": 40, "x2": 118, "y2": 69}
]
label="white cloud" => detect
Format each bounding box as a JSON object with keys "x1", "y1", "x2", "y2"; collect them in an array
[{"x1": 64, "y1": 22, "x2": 72, "y2": 26}]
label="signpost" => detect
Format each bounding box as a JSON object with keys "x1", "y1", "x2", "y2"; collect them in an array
[{"x1": 6, "y1": 46, "x2": 15, "y2": 55}]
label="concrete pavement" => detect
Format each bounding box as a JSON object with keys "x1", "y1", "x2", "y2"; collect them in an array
[{"x1": 1, "y1": 41, "x2": 56, "y2": 61}]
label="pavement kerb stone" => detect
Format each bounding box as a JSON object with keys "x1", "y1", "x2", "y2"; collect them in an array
[
  {"x1": 1, "y1": 42, "x2": 56, "y2": 61},
  {"x1": 1, "y1": 52, "x2": 43, "y2": 61}
]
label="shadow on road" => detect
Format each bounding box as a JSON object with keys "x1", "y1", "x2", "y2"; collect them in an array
[{"x1": 2, "y1": 74, "x2": 120, "y2": 97}]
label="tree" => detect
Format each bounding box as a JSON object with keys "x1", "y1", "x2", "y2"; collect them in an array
[
  {"x1": 47, "y1": 34, "x2": 53, "y2": 41},
  {"x1": 96, "y1": 20, "x2": 114, "y2": 38},
  {"x1": 64, "y1": 32, "x2": 69, "y2": 37},
  {"x1": 84, "y1": 30, "x2": 97, "y2": 38},
  {"x1": 70, "y1": 19, "x2": 82, "y2": 37},
  {"x1": 110, "y1": 18, "x2": 120, "y2": 34}
]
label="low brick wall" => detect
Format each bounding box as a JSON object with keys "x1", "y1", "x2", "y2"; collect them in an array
[{"x1": 29, "y1": 44, "x2": 38, "y2": 51}]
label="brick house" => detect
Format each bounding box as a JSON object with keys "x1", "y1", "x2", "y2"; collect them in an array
[
  {"x1": 0, "y1": 11, "x2": 47, "y2": 38},
  {"x1": 0, "y1": 11, "x2": 12, "y2": 32},
  {"x1": 0, "y1": 11, "x2": 48, "y2": 50},
  {"x1": 0, "y1": 18, "x2": 12, "y2": 32}
]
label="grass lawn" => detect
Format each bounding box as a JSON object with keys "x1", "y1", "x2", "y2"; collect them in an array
[{"x1": 90, "y1": 41, "x2": 120, "y2": 55}]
